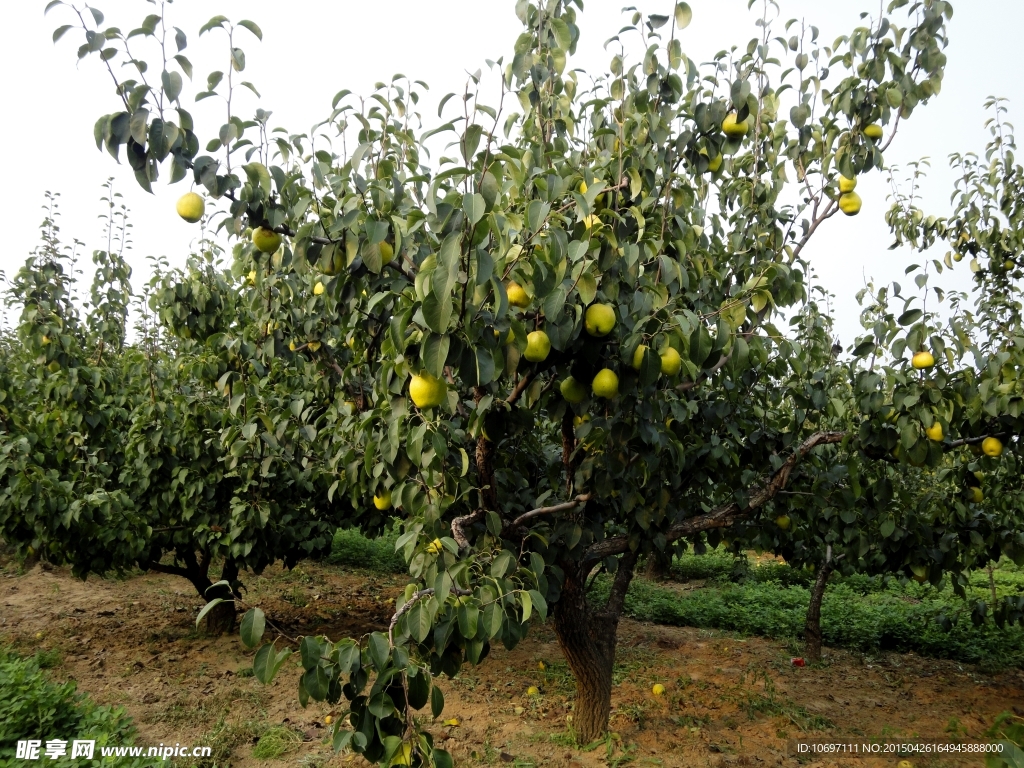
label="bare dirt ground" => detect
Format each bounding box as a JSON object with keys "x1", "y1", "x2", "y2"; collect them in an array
[{"x1": 2, "y1": 558, "x2": 1022, "y2": 768}]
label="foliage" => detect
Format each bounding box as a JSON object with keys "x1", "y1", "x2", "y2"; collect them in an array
[
  {"x1": 329, "y1": 523, "x2": 407, "y2": 574},
  {"x1": 0, "y1": 187, "x2": 361, "y2": 624},
  {"x1": 597, "y1": 568, "x2": 1024, "y2": 670},
  {"x1": 0, "y1": 646, "x2": 156, "y2": 767},
  {"x1": 38, "y1": 0, "x2": 1024, "y2": 762}
]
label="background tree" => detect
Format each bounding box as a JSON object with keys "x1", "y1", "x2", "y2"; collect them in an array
[{"x1": 0, "y1": 188, "x2": 365, "y2": 632}]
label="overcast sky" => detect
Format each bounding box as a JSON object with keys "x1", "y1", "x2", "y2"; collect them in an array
[{"x1": 4, "y1": 0, "x2": 1023, "y2": 349}]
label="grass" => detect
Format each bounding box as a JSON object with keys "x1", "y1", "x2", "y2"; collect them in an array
[
  {"x1": 327, "y1": 523, "x2": 406, "y2": 573},
  {"x1": 603, "y1": 551, "x2": 1024, "y2": 671},
  {"x1": 251, "y1": 724, "x2": 303, "y2": 759},
  {"x1": 0, "y1": 645, "x2": 157, "y2": 767}
]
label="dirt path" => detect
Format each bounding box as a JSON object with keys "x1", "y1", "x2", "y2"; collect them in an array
[{"x1": 2, "y1": 560, "x2": 1021, "y2": 767}]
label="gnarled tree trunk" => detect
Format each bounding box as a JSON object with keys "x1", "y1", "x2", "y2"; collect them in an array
[
  {"x1": 803, "y1": 545, "x2": 833, "y2": 663},
  {"x1": 553, "y1": 550, "x2": 638, "y2": 744}
]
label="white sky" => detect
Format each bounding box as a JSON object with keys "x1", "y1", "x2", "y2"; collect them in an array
[{"x1": 3, "y1": 0, "x2": 1023, "y2": 349}]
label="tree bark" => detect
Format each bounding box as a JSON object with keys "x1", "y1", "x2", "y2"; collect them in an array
[
  {"x1": 145, "y1": 552, "x2": 239, "y2": 635},
  {"x1": 804, "y1": 545, "x2": 833, "y2": 663},
  {"x1": 553, "y1": 550, "x2": 638, "y2": 744},
  {"x1": 643, "y1": 551, "x2": 672, "y2": 582}
]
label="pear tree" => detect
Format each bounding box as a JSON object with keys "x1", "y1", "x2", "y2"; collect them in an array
[{"x1": 47, "y1": 0, "x2": 1024, "y2": 764}]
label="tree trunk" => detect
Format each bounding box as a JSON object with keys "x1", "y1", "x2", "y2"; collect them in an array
[
  {"x1": 804, "y1": 546, "x2": 834, "y2": 663},
  {"x1": 553, "y1": 551, "x2": 638, "y2": 744},
  {"x1": 146, "y1": 552, "x2": 239, "y2": 635},
  {"x1": 643, "y1": 552, "x2": 671, "y2": 582}
]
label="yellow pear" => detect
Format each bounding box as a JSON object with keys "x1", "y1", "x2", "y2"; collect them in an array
[
  {"x1": 925, "y1": 422, "x2": 943, "y2": 441},
  {"x1": 911, "y1": 351, "x2": 935, "y2": 369},
  {"x1": 252, "y1": 226, "x2": 282, "y2": 254},
  {"x1": 970, "y1": 486, "x2": 984, "y2": 504},
  {"x1": 524, "y1": 330, "x2": 551, "y2": 362},
  {"x1": 721, "y1": 112, "x2": 749, "y2": 138},
  {"x1": 308, "y1": 341, "x2": 321, "y2": 352},
  {"x1": 982, "y1": 436, "x2": 1003, "y2": 457},
  {"x1": 379, "y1": 241, "x2": 394, "y2": 265},
  {"x1": 507, "y1": 281, "x2": 530, "y2": 308},
  {"x1": 584, "y1": 303, "x2": 616, "y2": 337},
  {"x1": 176, "y1": 191, "x2": 205, "y2": 223},
  {"x1": 839, "y1": 175, "x2": 857, "y2": 193},
  {"x1": 560, "y1": 377, "x2": 587, "y2": 403},
  {"x1": 592, "y1": 368, "x2": 619, "y2": 398},
  {"x1": 652, "y1": 684, "x2": 666, "y2": 696},
  {"x1": 864, "y1": 124, "x2": 884, "y2": 140},
  {"x1": 373, "y1": 490, "x2": 392, "y2": 510},
  {"x1": 698, "y1": 148, "x2": 722, "y2": 172},
  {"x1": 775, "y1": 515, "x2": 791, "y2": 531},
  {"x1": 409, "y1": 373, "x2": 447, "y2": 408},
  {"x1": 631, "y1": 345, "x2": 649, "y2": 370},
  {"x1": 839, "y1": 192, "x2": 862, "y2": 216},
  {"x1": 660, "y1": 347, "x2": 682, "y2": 376},
  {"x1": 313, "y1": 281, "x2": 325, "y2": 295}
]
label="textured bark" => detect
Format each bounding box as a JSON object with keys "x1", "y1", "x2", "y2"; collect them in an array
[
  {"x1": 553, "y1": 551, "x2": 638, "y2": 743},
  {"x1": 804, "y1": 546, "x2": 833, "y2": 663},
  {"x1": 474, "y1": 387, "x2": 497, "y2": 510},
  {"x1": 146, "y1": 553, "x2": 238, "y2": 635}
]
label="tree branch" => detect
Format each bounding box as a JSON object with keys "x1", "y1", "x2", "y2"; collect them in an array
[
  {"x1": 605, "y1": 549, "x2": 638, "y2": 618},
  {"x1": 506, "y1": 370, "x2": 536, "y2": 406},
  {"x1": 388, "y1": 585, "x2": 471, "y2": 646},
  {"x1": 512, "y1": 494, "x2": 592, "y2": 527},
  {"x1": 583, "y1": 430, "x2": 847, "y2": 563}
]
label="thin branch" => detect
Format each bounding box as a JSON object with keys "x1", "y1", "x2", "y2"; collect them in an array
[
  {"x1": 505, "y1": 369, "x2": 536, "y2": 405},
  {"x1": 388, "y1": 585, "x2": 471, "y2": 646},
  {"x1": 512, "y1": 494, "x2": 592, "y2": 527}
]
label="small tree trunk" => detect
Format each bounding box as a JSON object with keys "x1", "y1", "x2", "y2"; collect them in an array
[
  {"x1": 553, "y1": 551, "x2": 638, "y2": 744},
  {"x1": 804, "y1": 545, "x2": 834, "y2": 663},
  {"x1": 643, "y1": 552, "x2": 671, "y2": 582},
  {"x1": 147, "y1": 552, "x2": 239, "y2": 635}
]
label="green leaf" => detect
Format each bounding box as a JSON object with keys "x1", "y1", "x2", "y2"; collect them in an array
[
  {"x1": 422, "y1": 293, "x2": 453, "y2": 333},
  {"x1": 199, "y1": 15, "x2": 228, "y2": 35},
  {"x1": 422, "y1": 334, "x2": 451, "y2": 379},
  {"x1": 463, "y1": 193, "x2": 486, "y2": 226},
  {"x1": 240, "y1": 608, "x2": 265, "y2": 648},
  {"x1": 520, "y1": 590, "x2": 533, "y2": 623},
  {"x1": 528, "y1": 590, "x2": 548, "y2": 621},
  {"x1": 674, "y1": 2, "x2": 693, "y2": 29},
  {"x1": 457, "y1": 602, "x2": 479, "y2": 639},
  {"x1": 161, "y1": 70, "x2": 182, "y2": 102},
  {"x1": 577, "y1": 273, "x2": 597, "y2": 305},
  {"x1": 52, "y1": 25, "x2": 74, "y2": 43},
  {"x1": 527, "y1": 200, "x2": 550, "y2": 234},
  {"x1": 332, "y1": 729, "x2": 353, "y2": 753},
  {"x1": 430, "y1": 684, "x2": 445, "y2": 718},
  {"x1": 253, "y1": 642, "x2": 277, "y2": 683},
  {"x1": 432, "y1": 749, "x2": 454, "y2": 768},
  {"x1": 300, "y1": 636, "x2": 322, "y2": 670},
  {"x1": 549, "y1": 17, "x2": 571, "y2": 51},
  {"x1": 898, "y1": 309, "x2": 923, "y2": 326},
  {"x1": 195, "y1": 598, "x2": 224, "y2": 627},
  {"x1": 480, "y1": 170, "x2": 500, "y2": 210},
  {"x1": 174, "y1": 54, "x2": 193, "y2": 79},
  {"x1": 368, "y1": 632, "x2": 391, "y2": 671},
  {"x1": 237, "y1": 19, "x2": 263, "y2": 40},
  {"x1": 880, "y1": 518, "x2": 896, "y2": 538}
]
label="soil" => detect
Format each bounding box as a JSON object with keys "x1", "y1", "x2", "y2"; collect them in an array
[{"x1": 2, "y1": 558, "x2": 1022, "y2": 768}]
